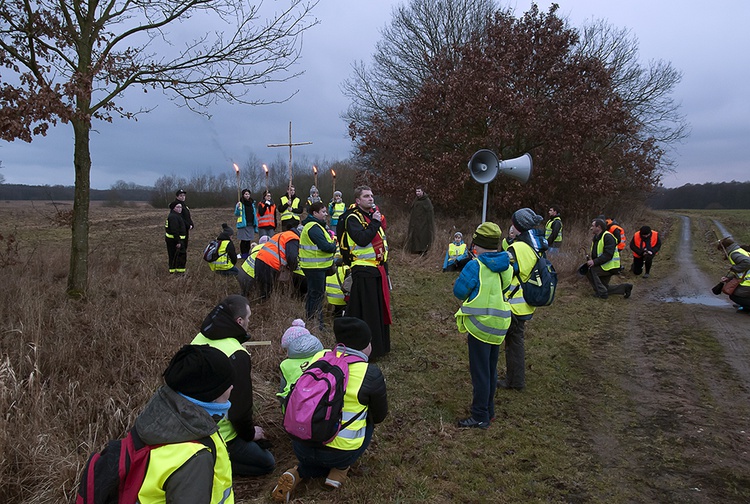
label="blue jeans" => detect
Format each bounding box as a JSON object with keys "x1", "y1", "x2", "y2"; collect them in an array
[
  {"x1": 226, "y1": 437, "x2": 275, "y2": 476},
  {"x1": 292, "y1": 423, "x2": 374, "y2": 479},
  {"x1": 467, "y1": 335, "x2": 500, "y2": 423}
]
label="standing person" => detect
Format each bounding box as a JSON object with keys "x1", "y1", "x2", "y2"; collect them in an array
[
  {"x1": 208, "y1": 223, "x2": 239, "y2": 276},
  {"x1": 328, "y1": 191, "x2": 346, "y2": 232},
  {"x1": 306, "y1": 185, "x2": 322, "y2": 212},
  {"x1": 545, "y1": 205, "x2": 563, "y2": 251},
  {"x1": 101, "y1": 344, "x2": 235, "y2": 503},
  {"x1": 256, "y1": 190, "x2": 277, "y2": 239},
  {"x1": 279, "y1": 185, "x2": 303, "y2": 229},
  {"x1": 406, "y1": 186, "x2": 435, "y2": 254},
  {"x1": 630, "y1": 226, "x2": 662, "y2": 278},
  {"x1": 498, "y1": 208, "x2": 545, "y2": 391},
  {"x1": 716, "y1": 237, "x2": 750, "y2": 313},
  {"x1": 234, "y1": 189, "x2": 258, "y2": 260},
  {"x1": 191, "y1": 295, "x2": 276, "y2": 477},
  {"x1": 453, "y1": 222, "x2": 512, "y2": 429},
  {"x1": 300, "y1": 202, "x2": 337, "y2": 330},
  {"x1": 271, "y1": 317, "x2": 388, "y2": 501},
  {"x1": 442, "y1": 231, "x2": 470, "y2": 272},
  {"x1": 341, "y1": 185, "x2": 391, "y2": 359},
  {"x1": 172, "y1": 189, "x2": 194, "y2": 250},
  {"x1": 165, "y1": 202, "x2": 187, "y2": 274},
  {"x1": 586, "y1": 218, "x2": 633, "y2": 299}
]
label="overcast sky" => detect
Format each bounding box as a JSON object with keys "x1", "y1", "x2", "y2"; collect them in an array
[{"x1": 1, "y1": 0, "x2": 747, "y2": 190}]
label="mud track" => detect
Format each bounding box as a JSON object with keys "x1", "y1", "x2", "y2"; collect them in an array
[{"x1": 578, "y1": 216, "x2": 750, "y2": 503}]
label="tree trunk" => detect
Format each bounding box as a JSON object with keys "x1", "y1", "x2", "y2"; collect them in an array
[{"x1": 66, "y1": 118, "x2": 91, "y2": 298}]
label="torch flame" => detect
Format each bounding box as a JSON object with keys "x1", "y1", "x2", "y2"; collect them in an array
[
  {"x1": 263, "y1": 163, "x2": 268, "y2": 174},
  {"x1": 331, "y1": 169, "x2": 336, "y2": 177},
  {"x1": 233, "y1": 163, "x2": 240, "y2": 173},
  {"x1": 313, "y1": 165, "x2": 318, "y2": 174}
]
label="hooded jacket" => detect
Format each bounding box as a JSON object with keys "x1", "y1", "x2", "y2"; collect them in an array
[
  {"x1": 191, "y1": 305, "x2": 255, "y2": 442},
  {"x1": 134, "y1": 386, "x2": 228, "y2": 503},
  {"x1": 453, "y1": 251, "x2": 511, "y2": 302}
]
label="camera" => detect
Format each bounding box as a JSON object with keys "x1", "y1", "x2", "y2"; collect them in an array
[{"x1": 711, "y1": 282, "x2": 724, "y2": 295}]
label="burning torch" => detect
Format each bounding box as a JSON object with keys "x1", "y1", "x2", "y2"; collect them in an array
[
  {"x1": 331, "y1": 169, "x2": 336, "y2": 195},
  {"x1": 233, "y1": 163, "x2": 241, "y2": 202},
  {"x1": 263, "y1": 163, "x2": 269, "y2": 192},
  {"x1": 313, "y1": 165, "x2": 318, "y2": 188}
]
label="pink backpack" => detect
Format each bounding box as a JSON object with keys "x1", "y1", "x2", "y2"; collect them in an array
[{"x1": 283, "y1": 344, "x2": 364, "y2": 444}]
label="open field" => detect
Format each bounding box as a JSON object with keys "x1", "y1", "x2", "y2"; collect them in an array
[{"x1": 1, "y1": 202, "x2": 749, "y2": 503}]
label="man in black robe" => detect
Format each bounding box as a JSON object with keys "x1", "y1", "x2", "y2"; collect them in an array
[{"x1": 406, "y1": 186, "x2": 435, "y2": 254}]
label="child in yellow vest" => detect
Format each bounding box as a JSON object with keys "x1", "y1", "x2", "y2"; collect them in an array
[{"x1": 276, "y1": 319, "x2": 324, "y2": 410}]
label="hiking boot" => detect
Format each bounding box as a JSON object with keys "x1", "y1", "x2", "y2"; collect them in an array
[
  {"x1": 457, "y1": 417, "x2": 490, "y2": 429},
  {"x1": 594, "y1": 293, "x2": 608, "y2": 299},
  {"x1": 324, "y1": 466, "x2": 350, "y2": 489},
  {"x1": 643, "y1": 273, "x2": 650, "y2": 278},
  {"x1": 271, "y1": 466, "x2": 300, "y2": 503},
  {"x1": 624, "y1": 285, "x2": 633, "y2": 299},
  {"x1": 497, "y1": 379, "x2": 524, "y2": 391}
]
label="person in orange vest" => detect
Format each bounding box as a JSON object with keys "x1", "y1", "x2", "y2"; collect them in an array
[
  {"x1": 254, "y1": 220, "x2": 301, "y2": 301},
  {"x1": 605, "y1": 218, "x2": 627, "y2": 252},
  {"x1": 629, "y1": 226, "x2": 661, "y2": 278},
  {"x1": 256, "y1": 190, "x2": 278, "y2": 240}
]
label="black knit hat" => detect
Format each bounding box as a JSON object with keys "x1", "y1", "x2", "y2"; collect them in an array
[
  {"x1": 640, "y1": 226, "x2": 651, "y2": 235},
  {"x1": 163, "y1": 345, "x2": 235, "y2": 402},
  {"x1": 175, "y1": 189, "x2": 186, "y2": 196},
  {"x1": 221, "y1": 223, "x2": 234, "y2": 236},
  {"x1": 333, "y1": 317, "x2": 372, "y2": 351}
]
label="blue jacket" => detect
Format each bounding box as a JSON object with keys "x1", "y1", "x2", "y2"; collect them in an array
[{"x1": 453, "y1": 251, "x2": 511, "y2": 302}]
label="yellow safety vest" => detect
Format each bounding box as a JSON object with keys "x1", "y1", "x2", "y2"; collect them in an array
[
  {"x1": 276, "y1": 357, "x2": 314, "y2": 405},
  {"x1": 280, "y1": 195, "x2": 301, "y2": 223},
  {"x1": 345, "y1": 212, "x2": 389, "y2": 266},
  {"x1": 209, "y1": 241, "x2": 233, "y2": 271},
  {"x1": 595, "y1": 231, "x2": 621, "y2": 271},
  {"x1": 240, "y1": 243, "x2": 263, "y2": 278},
  {"x1": 448, "y1": 242, "x2": 467, "y2": 262},
  {"x1": 455, "y1": 260, "x2": 512, "y2": 345},
  {"x1": 730, "y1": 248, "x2": 750, "y2": 287},
  {"x1": 329, "y1": 201, "x2": 346, "y2": 223},
  {"x1": 190, "y1": 333, "x2": 246, "y2": 443},
  {"x1": 326, "y1": 265, "x2": 350, "y2": 306},
  {"x1": 137, "y1": 430, "x2": 233, "y2": 504},
  {"x1": 508, "y1": 241, "x2": 538, "y2": 317},
  {"x1": 299, "y1": 221, "x2": 335, "y2": 269},
  {"x1": 545, "y1": 216, "x2": 563, "y2": 244}
]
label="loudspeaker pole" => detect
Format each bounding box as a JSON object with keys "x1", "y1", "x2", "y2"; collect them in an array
[{"x1": 482, "y1": 184, "x2": 489, "y2": 223}]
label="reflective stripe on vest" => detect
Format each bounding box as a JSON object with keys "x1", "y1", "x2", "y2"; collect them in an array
[
  {"x1": 608, "y1": 224, "x2": 627, "y2": 250},
  {"x1": 300, "y1": 221, "x2": 335, "y2": 269},
  {"x1": 257, "y1": 204, "x2": 276, "y2": 227},
  {"x1": 190, "y1": 333, "x2": 247, "y2": 443},
  {"x1": 256, "y1": 232, "x2": 293, "y2": 269},
  {"x1": 165, "y1": 218, "x2": 186, "y2": 240},
  {"x1": 241, "y1": 244, "x2": 263, "y2": 278},
  {"x1": 508, "y1": 241, "x2": 538, "y2": 317},
  {"x1": 329, "y1": 201, "x2": 346, "y2": 222},
  {"x1": 730, "y1": 248, "x2": 750, "y2": 287},
  {"x1": 209, "y1": 241, "x2": 233, "y2": 271},
  {"x1": 597, "y1": 231, "x2": 621, "y2": 271},
  {"x1": 448, "y1": 242, "x2": 466, "y2": 261},
  {"x1": 346, "y1": 213, "x2": 388, "y2": 266},
  {"x1": 455, "y1": 260, "x2": 511, "y2": 344},
  {"x1": 138, "y1": 430, "x2": 234, "y2": 504},
  {"x1": 545, "y1": 216, "x2": 563, "y2": 243},
  {"x1": 326, "y1": 265, "x2": 349, "y2": 306}
]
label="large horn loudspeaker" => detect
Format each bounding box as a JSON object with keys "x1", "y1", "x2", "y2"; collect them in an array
[{"x1": 468, "y1": 149, "x2": 533, "y2": 222}]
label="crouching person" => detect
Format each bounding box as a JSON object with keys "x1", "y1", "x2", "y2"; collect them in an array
[
  {"x1": 141, "y1": 345, "x2": 235, "y2": 503},
  {"x1": 272, "y1": 317, "x2": 388, "y2": 502}
]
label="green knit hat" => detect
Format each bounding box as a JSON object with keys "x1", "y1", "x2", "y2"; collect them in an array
[{"x1": 472, "y1": 222, "x2": 502, "y2": 250}]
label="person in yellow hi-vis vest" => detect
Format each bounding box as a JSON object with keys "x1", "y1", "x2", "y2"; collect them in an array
[
  {"x1": 586, "y1": 218, "x2": 633, "y2": 299},
  {"x1": 717, "y1": 236, "x2": 750, "y2": 313},
  {"x1": 453, "y1": 222, "x2": 512, "y2": 429},
  {"x1": 272, "y1": 317, "x2": 388, "y2": 502},
  {"x1": 137, "y1": 344, "x2": 235, "y2": 503},
  {"x1": 208, "y1": 223, "x2": 239, "y2": 276},
  {"x1": 191, "y1": 296, "x2": 275, "y2": 477}
]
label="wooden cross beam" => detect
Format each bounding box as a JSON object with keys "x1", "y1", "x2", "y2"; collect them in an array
[{"x1": 267, "y1": 121, "x2": 312, "y2": 188}]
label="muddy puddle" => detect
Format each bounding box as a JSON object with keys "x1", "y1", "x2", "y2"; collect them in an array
[{"x1": 663, "y1": 294, "x2": 732, "y2": 306}]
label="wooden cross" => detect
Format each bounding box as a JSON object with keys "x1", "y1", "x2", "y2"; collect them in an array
[{"x1": 267, "y1": 121, "x2": 312, "y2": 189}]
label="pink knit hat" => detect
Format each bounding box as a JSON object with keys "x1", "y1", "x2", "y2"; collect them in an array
[{"x1": 281, "y1": 319, "x2": 323, "y2": 358}]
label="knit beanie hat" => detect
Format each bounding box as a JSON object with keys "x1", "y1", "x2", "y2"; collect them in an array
[
  {"x1": 163, "y1": 345, "x2": 235, "y2": 402},
  {"x1": 221, "y1": 223, "x2": 234, "y2": 236},
  {"x1": 334, "y1": 190, "x2": 342, "y2": 197},
  {"x1": 472, "y1": 222, "x2": 502, "y2": 250},
  {"x1": 259, "y1": 235, "x2": 270, "y2": 244},
  {"x1": 175, "y1": 189, "x2": 186, "y2": 196},
  {"x1": 718, "y1": 236, "x2": 735, "y2": 250},
  {"x1": 310, "y1": 185, "x2": 319, "y2": 196},
  {"x1": 281, "y1": 319, "x2": 323, "y2": 358},
  {"x1": 454, "y1": 231, "x2": 463, "y2": 239},
  {"x1": 511, "y1": 208, "x2": 543, "y2": 233},
  {"x1": 334, "y1": 317, "x2": 372, "y2": 351},
  {"x1": 640, "y1": 226, "x2": 651, "y2": 235}
]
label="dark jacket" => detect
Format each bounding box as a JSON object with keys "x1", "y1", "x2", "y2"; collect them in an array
[
  {"x1": 198, "y1": 305, "x2": 255, "y2": 441},
  {"x1": 340, "y1": 346, "x2": 388, "y2": 425},
  {"x1": 216, "y1": 229, "x2": 237, "y2": 266},
  {"x1": 344, "y1": 207, "x2": 382, "y2": 248},
  {"x1": 301, "y1": 214, "x2": 337, "y2": 254},
  {"x1": 166, "y1": 210, "x2": 187, "y2": 243},
  {"x1": 134, "y1": 386, "x2": 218, "y2": 504},
  {"x1": 171, "y1": 199, "x2": 194, "y2": 233},
  {"x1": 590, "y1": 231, "x2": 617, "y2": 266}
]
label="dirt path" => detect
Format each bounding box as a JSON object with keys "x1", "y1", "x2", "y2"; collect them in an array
[{"x1": 580, "y1": 215, "x2": 750, "y2": 503}]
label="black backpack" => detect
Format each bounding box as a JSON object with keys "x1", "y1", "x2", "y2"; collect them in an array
[
  {"x1": 76, "y1": 428, "x2": 214, "y2": 504},
  {"x1": 510, "y1": 248, "x2": 558, "y2": 307},
  {"x1": 335, "y1": 208, "x2": 357, "y2": 265}
]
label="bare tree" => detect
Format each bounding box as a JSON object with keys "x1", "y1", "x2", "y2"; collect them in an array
[
  {"x1": 0, "y1": 0, "x2": 319, "y2": 296},
  {"x1": 577, "y1": 20, "x2": 689, "y2": 156},
  {"x1": 342, "y1": 0, "x2": 497, "y2": 133}
]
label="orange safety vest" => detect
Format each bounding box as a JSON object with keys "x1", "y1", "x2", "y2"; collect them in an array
[
  {"x1": 257, "y1": 203, "x2": 276, "y2": 228},
  {"x1": 631, "y1": 231, "x2": 658, "y2": 258},
  {"x1": 607, "y1": 223, "x2": 627, "y2": 251},
  {"x1": 256, "y1": 230, "x2": 297, "y2": 270}
]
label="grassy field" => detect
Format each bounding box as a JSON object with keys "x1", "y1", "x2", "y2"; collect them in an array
[{"x1": 1, "y1": 202, "x2": 749, "y2": 503}]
